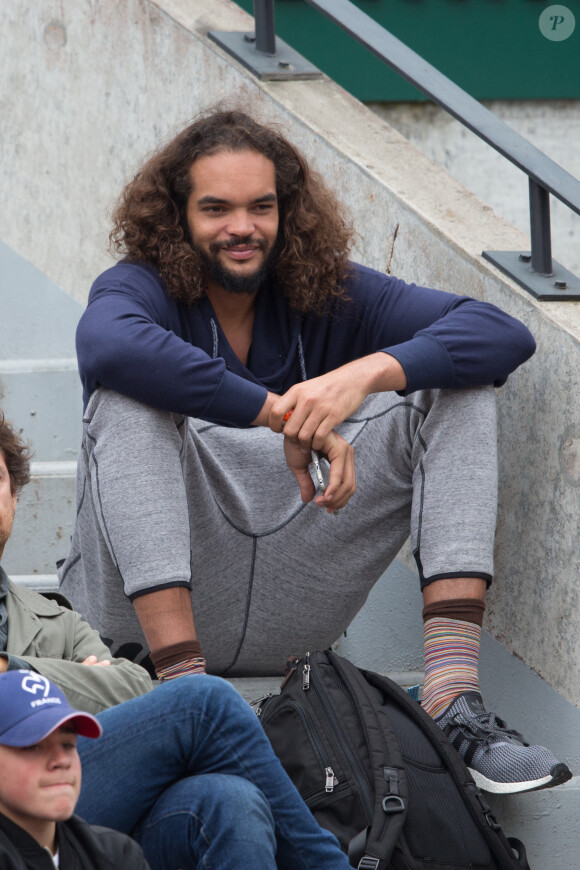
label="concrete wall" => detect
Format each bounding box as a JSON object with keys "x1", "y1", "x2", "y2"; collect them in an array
[
  {"x1": 1, "y1": 0, "x2": 580, "y2": 711},
  {"x1": 369, "y1": 100, "x2": 580, "y2": 278}
]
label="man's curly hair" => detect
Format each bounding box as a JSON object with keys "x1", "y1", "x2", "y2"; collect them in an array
[
  {"x1": 0, "y1": 414, "x2": 31, "y2": 495},
  {"x1": 110, "y1": 109, "x2": 354, "y2": 314}
]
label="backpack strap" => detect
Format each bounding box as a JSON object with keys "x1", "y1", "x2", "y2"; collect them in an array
[
  {"x1": 348, "y1": 828, "x2": 370, "y2": 867},
  {"x1": 328, "y1": 652, "x2": 408, "y2": 868},
  {"x1": 356, "y1": 855, "x2": 382, "y2": 870},
  {"x1": 348, "y1": 767, "x2": 406, "y2": 869}
]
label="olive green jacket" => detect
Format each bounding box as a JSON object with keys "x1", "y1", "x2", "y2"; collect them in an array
[{"x1": 4, "y1": 578, "x2": 152, "y2": 714}]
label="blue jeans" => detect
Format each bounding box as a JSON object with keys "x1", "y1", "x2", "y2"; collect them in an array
[{"x1": 76, "y1": 675, "x2": 350, "y2": 870}]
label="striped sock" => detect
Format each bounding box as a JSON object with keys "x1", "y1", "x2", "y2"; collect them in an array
[
  {"x1": 150, "y1": 640, "x2": 206, "y2": 682},
  {"x1": 421, "y1": 616, "x2": 481, "y2": 719},
  {"x1": 156, "y1": 656, "x2": 206, "y2": 681}
]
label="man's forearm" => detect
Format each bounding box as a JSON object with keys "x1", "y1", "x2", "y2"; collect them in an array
[
  {"x1": 269, "y1": 351, "x2": 408, "y2": 439},
  {"x1": 345, "y1": 351, "x2": 407, "y2": 396},
  {"x1": 251, "y1": 391, "x2": 278, "y2": 427},
  {"x1": 11, "y1": 655, "x2": 152, "y2": 714}
]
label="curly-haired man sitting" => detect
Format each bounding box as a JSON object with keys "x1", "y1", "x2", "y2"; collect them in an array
[{"x1": 58, "y1": 107, "x2": 569, "y2": 796}]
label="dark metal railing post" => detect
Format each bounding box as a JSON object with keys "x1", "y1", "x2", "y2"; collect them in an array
[
  {"x1": 529, "y1": 179, "x2": 553, "y2": 276},
  {"x1": 254, "y1": 0, "x2": 276, "y2": 55}
]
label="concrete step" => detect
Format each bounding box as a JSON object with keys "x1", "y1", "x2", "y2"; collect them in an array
[
  {"x1": 0, "y1": 241, "x2": 82, "y2": 361},
  {"x1": 0, "y1": 359, "x2": 82, "y2": 461},
  {"x1": 488, "y1": 777, "x2": 580, "y2": 868},
  {"x1": 2, "y1": 461, "x2": 76, "y2": 576},
  {"x1": 0, "y1": 245, "x2": 82, "y2": 576},
  {"x1": 228, "y1": 670, "x2": 423, "y2": 704},
  {"x1": 9, "y1": 575, "x2": 60, "y2": 593}
]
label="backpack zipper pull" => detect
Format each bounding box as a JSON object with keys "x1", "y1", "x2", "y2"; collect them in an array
[
  {"x1": 302, "y1": 652, "x2": 311, "y2": 690},
  {"x1": 325, "y1": 767, "x2": 337, "y2": 792},
  {"x1": 249, "y1": 693, "x2": 273, "y2": 718}
]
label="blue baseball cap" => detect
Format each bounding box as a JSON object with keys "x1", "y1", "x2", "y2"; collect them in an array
[{"x1": 0, "y1": 670, "x2": 102, "y2": 747}]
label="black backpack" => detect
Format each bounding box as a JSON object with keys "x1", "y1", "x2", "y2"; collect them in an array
[{"x1": 255, "y1": 649, "x2": 530, "y2": 870}]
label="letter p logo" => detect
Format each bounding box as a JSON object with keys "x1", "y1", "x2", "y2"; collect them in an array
[{"x1": 539, "y1": 5, "x2": 576, "y2": 41}]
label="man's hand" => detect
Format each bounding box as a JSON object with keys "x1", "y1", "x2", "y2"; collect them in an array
[
  {"x1": 269, "y1": 353, "x2": 407, "y2": 449},
  {"x1": 251, "y1": 353, "x2": 405, "y2": 510},
  {"x1": 81, "y1": 655, "x2": 112, "y2": 667},
  {"x1": 283, "y1": 429, "x2": 355, "y2": 512}
]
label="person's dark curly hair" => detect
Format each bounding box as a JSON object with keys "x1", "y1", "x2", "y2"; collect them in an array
[
  {"x1": 110, "y1": 109, "x2": 354, "y2": 314},
  {"x1": 0, "y1": 414, "x2": 32, "y2": 495}
]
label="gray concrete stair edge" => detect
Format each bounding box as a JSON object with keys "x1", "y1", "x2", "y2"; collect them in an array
[
  {"x1": 0, "y1": 367, "x2": 83, "y2": 462},
  {"x1": 0, "y1": 240, "x2": 83, "y2": 360},
  {"x1": 2, "y1": 463, "x2": 77, "y2": 576}
]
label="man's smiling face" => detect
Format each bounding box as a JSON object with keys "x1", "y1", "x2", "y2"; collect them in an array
[{"x1": 186, "y1": 148, "x2": 279, "y2": 296}]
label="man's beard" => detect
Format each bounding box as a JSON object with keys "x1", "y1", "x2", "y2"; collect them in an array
[{"x1": 194, "y1": 235, "x2": 277, "y2": 296}]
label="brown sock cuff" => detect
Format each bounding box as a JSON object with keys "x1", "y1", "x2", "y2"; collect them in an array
[
  {"x1": 150, "y1": 640, "x2": 203, "y2": 672},
  {"x1": 422, "y1": 598, "x2": 485, "y2": 627}
]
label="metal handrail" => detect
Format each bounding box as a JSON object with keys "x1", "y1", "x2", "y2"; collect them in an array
[
  {"x1": 307, "y1": 0, "x2": 580, "y2": 215},
  {"x1": 304, "y1": 0, "x2": 580, "y2": 287},
  {"x1": 210, "y1": 0, "x2": 580, "y2": 299}
]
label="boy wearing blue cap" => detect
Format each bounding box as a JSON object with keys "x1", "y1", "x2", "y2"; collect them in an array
[{"x1": 0, "y1": 669, "x2": 150, "y2": 869}]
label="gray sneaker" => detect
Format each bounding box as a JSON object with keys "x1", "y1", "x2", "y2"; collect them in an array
[{"x1": 436, "y1": 692, "x2": 572, "y2": 794}]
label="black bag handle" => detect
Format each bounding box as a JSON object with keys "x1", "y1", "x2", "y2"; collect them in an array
[{"x1": 507, "y1": 837, "x2": 530, "y2": 870}]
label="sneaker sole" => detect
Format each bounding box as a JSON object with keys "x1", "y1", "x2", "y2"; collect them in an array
[{"x1": 469, "y1": 762, "x2": 573, "y2": 795}]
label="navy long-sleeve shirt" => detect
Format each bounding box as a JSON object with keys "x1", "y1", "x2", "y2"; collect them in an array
[{"x1": 76, "y1": 260, "x2": 536, "y2": 427}]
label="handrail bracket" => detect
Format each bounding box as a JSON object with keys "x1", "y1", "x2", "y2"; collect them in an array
[
  {"x1": 209, "y1": 0, "x2": 322, "y2": 81},
  {"x1": 483, "y1": 181, "x2": 580, "y2": 300}
]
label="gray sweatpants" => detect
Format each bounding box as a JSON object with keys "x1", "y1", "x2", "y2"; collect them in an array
[{"x1": 59, "y1": 386, "x2": 497, "y2": 676}]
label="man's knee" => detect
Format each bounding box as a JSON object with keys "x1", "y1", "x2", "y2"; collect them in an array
[
  {"x1": 83, "y1": 388, "x2": 188, "y2": 473},
  {"x1": 411, "y1": 385, "x2": 498, "y2": 457},
  {"x1": 156, "y1": 674, "x2": 248, "y2": 718},
  {"x1": 416, "y1": 384, "x2": 496, "y2": 419},
  {"x1": 135, "y1": 775, "x2": 276, "y2": 867},
  {"x1": 201, "y1": 774, "x2": 274, "y2": 832},
  {"x1": 86, "y1": 387, "x2": 185, "y2": 433}
]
